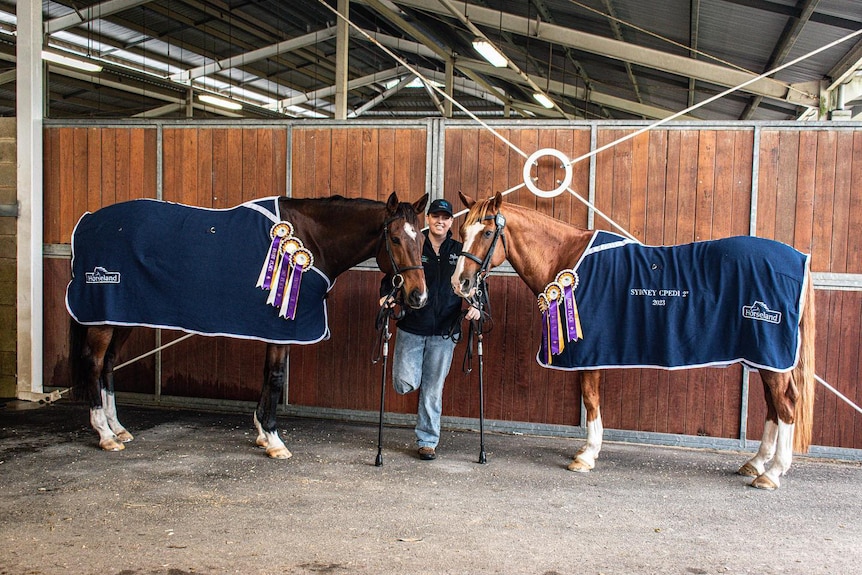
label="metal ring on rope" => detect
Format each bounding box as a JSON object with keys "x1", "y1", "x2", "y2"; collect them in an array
[{"x1": 523, "y1": 148, "x2": 573, "y2": 199}]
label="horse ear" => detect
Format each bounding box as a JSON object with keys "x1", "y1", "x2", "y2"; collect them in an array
[
  {"x1": 458, "y1": 191, "x2": 475, "y2": 208},
  {"x1": 386, "y1": 191, "x2": 399, "y2": 213},
  {"x1": 413, "y1": 193, "x2": 429, "y2": 214},
  {"x1": 492, "y1": 192, "x2": 504, "y2": 210}
]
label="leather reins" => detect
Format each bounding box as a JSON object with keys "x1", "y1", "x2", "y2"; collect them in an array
[{"x1": 455, "y1": 210, "x2": 507, "y2": 465}]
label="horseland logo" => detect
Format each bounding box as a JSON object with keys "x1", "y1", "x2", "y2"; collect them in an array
[
  {"x1": 85, "y1": 266, "x2": 121, "y2": 284},
  {"x1": 742, "y1": 301, "x2": 781, "y2": 324}
]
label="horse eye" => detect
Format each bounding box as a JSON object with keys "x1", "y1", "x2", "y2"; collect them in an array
[
  {"x1": 483, "y1": 229, "x2": 493, "y2": 238},
  {"x1": 391, "y1": 236, "x2": 401, "y2": 245}
]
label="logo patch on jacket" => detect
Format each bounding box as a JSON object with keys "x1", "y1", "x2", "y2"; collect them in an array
[
  {"x1": 85, "y1": 267, "x2": 121, "y2": 284},
  {"x1": 742, "y1": 301, "x2": 782, "y2": 324}
]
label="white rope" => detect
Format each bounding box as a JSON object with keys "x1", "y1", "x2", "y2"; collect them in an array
[
  {"x1": 816, "y1": 375, "x2": 862, "y2": 416},
  {"x1": 314, "y1": 3, "x2": 862, "y2": 416},
  {"x1": 316, "y1": 0, "x2": 528, "y2": 160},
  {"x1": 560, "y1": 28, "x2": 862, "y2": 173},
  {"x1": 113, "y1": 333, "x2": 195, "y2": 371}
]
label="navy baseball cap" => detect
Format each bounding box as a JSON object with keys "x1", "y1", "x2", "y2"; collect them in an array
[{"x1": 428, "y1": 198, "x2": 454, "y2": 217}]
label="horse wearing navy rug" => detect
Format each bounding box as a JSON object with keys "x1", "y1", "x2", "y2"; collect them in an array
[
  {"x1": 68, "y1": 192, "x2": 428, "y2": 458},
  {"x1": 453, "y1": 192, "x2": 815, "y2": 490}
]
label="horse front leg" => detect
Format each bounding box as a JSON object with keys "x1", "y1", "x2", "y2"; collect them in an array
[
  {"x1": 741, "y1": 372, "x2": 796, "y2": 490},
  {"x1": 568, "y1": 370, "x2": 603, "y2": 472},
  {"x1": 254, "y1": 343, "x2": 292, "y2": 459}
]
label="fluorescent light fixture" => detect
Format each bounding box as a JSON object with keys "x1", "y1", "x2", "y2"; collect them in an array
[
  {"x1": 41, "y1": 50, "x2": 102, "y2": 73},
  {"x1": 532, "y1": 92, "x2": 554, "y2": 109},
  {"x1": 198, "y1": 94, "x2": 243, "y2": 110},
  {"x1": 472, "y1": 38, "x2": 507, "y2": 68}
]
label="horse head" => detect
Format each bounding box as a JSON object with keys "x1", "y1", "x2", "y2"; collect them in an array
[
  {"x1": 452, "y1": 191, "x2": 508, "y2": 299},
  {"x1": 377, "y1": 191, "x2": 429, "y2": 309}
]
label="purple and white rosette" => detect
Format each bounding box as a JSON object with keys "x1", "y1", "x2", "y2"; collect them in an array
[
  {"x1": 545, "y1": 282, "x2": 565, "y2": 356},
  {"x1": 257, "y1": 221, "x2": 293, "y2": 290},
  {"x1": 281, "y1": 247, "x2": 313, "y2": 320},
  {"x1": 555, "y1": 270, "x2": 582, "y2": 342}
]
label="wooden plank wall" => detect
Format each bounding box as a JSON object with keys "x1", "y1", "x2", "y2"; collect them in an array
[
  {"x1": 287, "y1": 127, "x2": 429, "y2": 415},
  {"x1": 41, "y1": 123, "x2": 862, "y2": 452},
  {"x1": 750, "y1": 129, "x2": 862, "y2": 450},
  {"x1": 44, "y1": 127, "x2": 159, "y2": 396}
]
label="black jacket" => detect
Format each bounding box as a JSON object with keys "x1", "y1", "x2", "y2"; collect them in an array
[{"x1": 381, "y1": 229, "x2": 464, "y2": 337}]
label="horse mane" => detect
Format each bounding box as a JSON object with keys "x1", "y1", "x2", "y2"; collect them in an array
[{"x1": 463, "y1": 194, "x2": 595, "y2": 295}]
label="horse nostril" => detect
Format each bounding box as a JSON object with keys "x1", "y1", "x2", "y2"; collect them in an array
[{"x1": 409, "y1": 288, "x2": 429, "y2": 309}]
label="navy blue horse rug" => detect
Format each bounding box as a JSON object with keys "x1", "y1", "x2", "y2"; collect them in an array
[
  {"x1": 66, "y1": 198, "x2": 332, "y2": 344},
  {"x1": 538, "y1": 231, "x2": 809, "y2": 372}
]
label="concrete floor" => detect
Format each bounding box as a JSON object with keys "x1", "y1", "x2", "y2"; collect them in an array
[{"x1": 1, "y1": 400, "x2": 861, "y2": 575}]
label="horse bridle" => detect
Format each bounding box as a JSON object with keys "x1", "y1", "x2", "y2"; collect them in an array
[
  {"x1": 459, "y1": 211, "x2": 507, "y2": 307},
  {"x1": 379, "y1": 215, "x2": 424, "y2": 317}
]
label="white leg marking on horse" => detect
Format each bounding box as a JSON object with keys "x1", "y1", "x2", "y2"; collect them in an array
[
  {"x1": 569, "y1": 413, "x2": 603, "y2": 472},
  {"x1": 752, "y1": 421, "x2": 794, "y2": 490},
  {"x1": 91, "y1": 407, "x2": 124, "y2": 451},
  {"x1": 102, "y1": 389, "x2": 133, "y2": 443},
  {"x1": 253, "y1": 412, "x2": 292, "y2": 459},
  {"x1": 739, "y1": 419, "x2": 778, "y2": 477}
]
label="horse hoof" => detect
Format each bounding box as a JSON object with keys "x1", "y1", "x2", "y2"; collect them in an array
[
  {"x1": 115, "y1": 430, "x2": 134, "y2": 443},
  {"x1": 750, "y1": 474, "x2": 778, "y2": 491},
  {"x1": 99, "y1": 439, "x2": 125, "y2": 452},
  {"x1": 267, "y1": 446, "x2": 292, "y2": 459},
  {"x1": 737, "y1": 462, "x2": 760, "y2": 477},
  {"x1": 567, "y1": 459, "x2": 593, "y2": 473}
]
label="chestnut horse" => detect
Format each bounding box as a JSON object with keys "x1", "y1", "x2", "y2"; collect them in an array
[
  {"x1": 69, "y1": 192, "x2": 428, "y2": 458},
  {"x1": 453, "y1": 192, "x2": 815, "y2": 490}
]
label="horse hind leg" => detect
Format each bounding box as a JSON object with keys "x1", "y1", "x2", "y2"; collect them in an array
[
  {"x1": 255, "y1": 344, "x2": 292, "y2": 459},
  {"x1": 102, "y1": 328, "x2": 134, "y2": 443},
  {"x1": 568, "y1": 370, "x2": 603, "y2": 472},
  {"x1": 742, "y1": 372, "x2": 796, "y2": 490},
  {"x1": 81, "y1": 328, "x2": 125, "y2": 452},
  {"x1": 102, "y1": 384, "x2": 133, "y2": 443}
]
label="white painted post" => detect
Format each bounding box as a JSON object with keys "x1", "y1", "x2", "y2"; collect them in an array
[
  {"x1": 334, "y1": 0, "x2": 349, "y2": 120},
  {"x1": 16, "y1": 1, "x2": 48, "y2": 402}
]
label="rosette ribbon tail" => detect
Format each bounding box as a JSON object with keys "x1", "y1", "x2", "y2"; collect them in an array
[
  {"x1": 548, "y1": 299, "x2": 564, "y2": 355},
  {"x1": 283, "y1": 262, "x2": 304, "y2": 319},
  {"x1": 258, "y1": 235, "x2": 282, "y2": 289},
  {"x1": 563, "y1": 284, "x2": 582, "y2": 342},
  {"x1": 541, "y1": 309, "x2": 552, "y2": 365},
  {"x1": 272, "y1": 260, "x2": 292, "y2": 309},
  {"x1": 265, "y1": 255, "x2": 283, "y2": 306}
]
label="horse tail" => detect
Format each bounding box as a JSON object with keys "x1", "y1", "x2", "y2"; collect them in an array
[
  {"x1": 68, "y1": 318, "x2": 88, "y2": 402},
  {"x1": 792, "y1": 274, "x2": 816, "y2": 453}
]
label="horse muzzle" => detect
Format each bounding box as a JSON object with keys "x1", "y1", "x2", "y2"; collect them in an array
[
  {"x1": 404, "y1": 287, "x2": 429, "y2": 309},
  {"x1": 453, "y1": 275, "x2": 476, "y2": 299}
]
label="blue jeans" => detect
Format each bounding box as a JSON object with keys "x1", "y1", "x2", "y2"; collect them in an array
[{"x1": 392, "y1": 328, "x2": 457, "y2": 448}]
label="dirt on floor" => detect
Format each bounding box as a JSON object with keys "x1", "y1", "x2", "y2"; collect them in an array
[{"x1": 1, "y1": 399, "x2": 860, "y2": 575}]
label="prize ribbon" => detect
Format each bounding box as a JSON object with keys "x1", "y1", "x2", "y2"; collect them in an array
[
  {"x1": 281, "y1": 248, "x2": 313, "y2": 319},
  {"x1": 545, "y1": 283, "x2": 565, "y2": 356},
  {"x1": 258, "y1": 222, "x2": 293, "y2": 290},
  {"x1": 555, "y1": 270, "x2": 583, "y2": 342},
  {"x1": 257, "y1": 221, "x2": 314, "y2": 320},
  {"x1": 538, "y1": 294, "x2": 552, "y2": 365}
]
